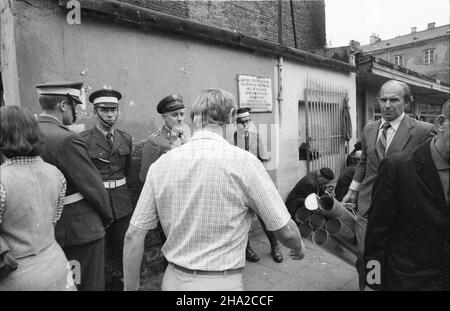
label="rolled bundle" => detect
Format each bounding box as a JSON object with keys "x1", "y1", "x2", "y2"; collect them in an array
[
  {"x1": 317, "y1": 194, "x2": 356, "y2": 230},
  {"x1": 308, "y1": 212, "x2": 325, "y2": 229},
  {"x1": 299, "y1": 222, "x2": 313, "y2": 238},
  {"x1": 294, "y1": 206, "x2": 311, "y2": 224},
  {"x1": 325, "y1": 218, "x2": 356, "y2": 244}
]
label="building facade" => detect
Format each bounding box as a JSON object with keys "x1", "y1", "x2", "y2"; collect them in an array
[
  {"x1": 1, "y1": 0, "x2": 356, "y2": 286},
  {"x1": 360, "y1": 23, "x2": 450, "y2": 83}
]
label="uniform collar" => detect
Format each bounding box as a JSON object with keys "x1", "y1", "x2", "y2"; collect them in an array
[
  {"x1": 380, "y1": 112, "x2": 405, "y2": 131},
  {"x1": 96, "y1": 125, "x2": 114, "y2": 137},
  {"x1": 39, "y1": 113, "x2": 63, "y2": 125}
]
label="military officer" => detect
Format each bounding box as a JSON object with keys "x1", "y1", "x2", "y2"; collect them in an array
[
  {"x1": 80, "y1": 88, "x2": 133, "y2": 291},
  {"x1": 139, "y1": 94, "x2": 191, "y2": 182},
  {"x1": 232, "y1": 107, "x2": 283, "y2": 264},
  {"x1": 36, "y1": 81, "x2": 113, "y2": 291}
]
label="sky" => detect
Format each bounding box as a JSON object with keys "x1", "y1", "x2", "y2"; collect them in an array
[{"x1": 325, "y1": 0, "x2": 450, "y2": 47}]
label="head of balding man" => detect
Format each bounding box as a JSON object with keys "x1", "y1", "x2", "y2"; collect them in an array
[{"x1": 378, "y1": 80, "x2": 412, "y2": 122}]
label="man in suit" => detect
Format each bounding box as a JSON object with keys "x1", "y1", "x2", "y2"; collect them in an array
[
  {"x1": 231, "y1": 107, "x2": 282, "y2": 263},
  {"x1": 80, "y1": 88, "x2": 133, "y2": 290},
  {"x1": 36, "y1": 81, "x2": 113, "y2": 291},
  {"x1": 285, "y1": 167, "x2": 335, "y2": 217},
  {"x1": 364, "y1": 100, "x2": 449, "y2": 290},
  {"x1": 139, "y1": 94, "x2": 191, "y2": 183},
  {"x1": 342, "y1": 80, "x2": 436, "y2": 288}
]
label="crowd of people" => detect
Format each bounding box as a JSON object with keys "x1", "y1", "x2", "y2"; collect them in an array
[{"x1": 0, "y1": 79, "x2": 448, "y2": 291}]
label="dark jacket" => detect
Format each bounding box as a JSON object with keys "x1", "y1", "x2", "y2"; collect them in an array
[
  {"x1": 38, "y1": 115, "x2": 113, "y2": 247},
  {"x1": 353, "y1": 115, "x2": 436, "y2": 216},
  {"x1": 364, "y1": 141, "x2": 450, "y2": 290},
  {"x1": 335, "y1": 166, "x2": 356, "y2": 202},
  {"x1": 81, "y1": 127, "x2": 133, "y2": 219},
  {"x1": 285, "y1": 171, "x2": 323, "y2": 217}
]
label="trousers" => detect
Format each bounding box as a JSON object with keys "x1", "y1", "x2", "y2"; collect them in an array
[{"x1": 161, "y1": 263, "x2": 244, "y2": 291}]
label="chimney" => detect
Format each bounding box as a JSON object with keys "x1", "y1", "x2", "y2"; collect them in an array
[
  {"x1": 370, "y1": 33, "x2": 381, "y2": 44},
  {"x1": 427, "y1": 22, "x2": 435, "y2": 30},
  {"x1": 411, "y1": 27, "x2": 417, "y2": 33}
]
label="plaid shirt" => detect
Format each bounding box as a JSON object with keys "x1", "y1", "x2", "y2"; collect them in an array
[
  {"x1": 0, "y1": 157, "x2": 66, "y2": 224},
  {"x1": 131, "y1": 130, "x2": 290, "y2": 271}
]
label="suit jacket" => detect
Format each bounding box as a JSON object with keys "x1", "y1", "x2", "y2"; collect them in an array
[
  {"x1": 354, "y1": 115, "x2": 436, "y2": 216},
  {"x1": 364, "y1": 141, "x2": 450, "y2": 290},
  {"x1": 81, "y1": 127, "x2": 133, "y2": 219},
  {"x1": 285, "y1": 171, "x2": 323, "y2": 216},
  {"x1": 38, "y1": 115, "x2": 113, "y2": 247}
]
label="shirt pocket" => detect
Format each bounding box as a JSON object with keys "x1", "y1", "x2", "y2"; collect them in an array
[
  {"x1": 88, "y1": 150, "x2": 108, "y2": 160},
  {"x1": 118, "y1": 148, "x2": 130, "y2": 157}
]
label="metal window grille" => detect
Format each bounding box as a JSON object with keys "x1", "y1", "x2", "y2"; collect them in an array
[{"x1": 304, "y1": 77, "x2": 349, "y2": 180}]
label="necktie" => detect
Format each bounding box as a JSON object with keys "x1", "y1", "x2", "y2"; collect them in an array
[
  {"x1": 244, "y1": 131, "x2": 249, "y2": 151},
  {"x1": 106, "y1": 132, "x2": 113, "y2": 148},
  {"x1": 376, "y1": 122, "x2": 391, "y2": 160}
]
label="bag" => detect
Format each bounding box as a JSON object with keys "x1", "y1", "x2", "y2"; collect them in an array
[{"x1": 0, "y1": 237, "x2": 17, "y2": 280}]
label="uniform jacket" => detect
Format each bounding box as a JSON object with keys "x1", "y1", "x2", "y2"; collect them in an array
[
  {"x1": 285, "y1": 171, "x2": 323, "y2": 216},
  {"x1": 38, "y1": 115, "x2": 113, "y2": 247},
  {"x1": 364, "y1": 141, "x2": 450, "y2": 290},
  {"x1": 81, "y1": 127, "x2": 133, "y2": 219},
  {"x1": 139, "y1": 125, "x2": 191, "y2": 182},
  {"x1": 353, "y1": 115, "x2": 436, "y2": 216}
]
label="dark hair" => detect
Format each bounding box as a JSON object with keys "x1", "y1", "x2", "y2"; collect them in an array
[
  {"x1": 0, "y1": 106, "x2": 43, "y2": 158},
  {"x1": 319, "y1": 167, "x2": 334, "y2": 181},
  {"x1": 39, "y1": 94, "x2": 67, "y2": 111}
]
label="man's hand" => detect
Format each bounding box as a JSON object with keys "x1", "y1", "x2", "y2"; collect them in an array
[
  {"x1": 289, "y1": 239, "x2": 305, "y2": 260},
  {"x1": 342, "y1": 189, "x2": 358, "y2": 204}
]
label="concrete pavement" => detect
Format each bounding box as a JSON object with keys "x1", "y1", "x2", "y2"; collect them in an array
[{"x1": 243, "y1": 224, "x2": 359, "y2": 291}]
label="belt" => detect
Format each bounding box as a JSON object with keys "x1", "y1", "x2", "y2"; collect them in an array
[
  {"x1": 64, "y1": 192, "x2": 84, "y2": 205},
  {"x1": 103, "y1": 177, "x2": 126, "y2": 189},
  {"x1": 171, "y1": 263, "x2": 244, "y2": 276}
]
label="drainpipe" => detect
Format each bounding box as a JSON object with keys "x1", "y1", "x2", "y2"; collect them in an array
[{"x1": 276, "y1": 56, "x2": 284, "y2": 121}]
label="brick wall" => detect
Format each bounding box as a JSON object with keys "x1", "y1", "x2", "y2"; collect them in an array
[{"x1": 119, "y1": 0, "x2": 326, "y2": 51}]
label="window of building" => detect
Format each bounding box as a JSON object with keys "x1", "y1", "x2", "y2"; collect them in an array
[
  {"x1": 394, "y1": 55, "x2": 404, "y2": 67},
  {"x1": 423, "y1": 49, "x2": 435, "y2": 65},
  {"x1": 416, "y1": 102, "x2": 441, "y2": 123}
]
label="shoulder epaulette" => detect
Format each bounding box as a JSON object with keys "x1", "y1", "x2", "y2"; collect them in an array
[
  {"x1": 117, "y1": 129, "x2": 132, "y2": 140},
  {"x1": 79, "y1": 129, "x2": 91, "y2": 137}
]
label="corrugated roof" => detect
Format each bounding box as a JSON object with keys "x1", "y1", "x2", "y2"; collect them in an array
[{"x1": 360, "y1": 24, "x2": 450, "y2": 52}]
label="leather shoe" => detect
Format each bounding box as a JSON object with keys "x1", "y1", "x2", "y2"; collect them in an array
[
  {"x1": 271, "y1": 245, "x2": 283, "y2": 263},
  {"x1": 246, "y1": 245, "x2": 260, "y2": 262}
]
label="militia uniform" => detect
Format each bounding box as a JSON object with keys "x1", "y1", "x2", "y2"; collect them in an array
[
  {"x1": 233, "y1": 107, "x2": 281, "y2": 263},
  {"x1": 139, "y1": 94, "x2": 191, "y2": 182},
  {"x1": 80, "y1": 89, "x2": 133, "y2": 289},
  {"x1": 36, "y1": 82, "x2": 113, "y2": 291}
]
